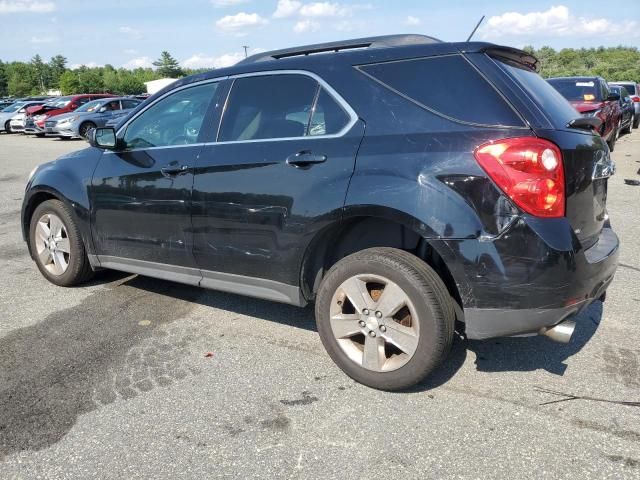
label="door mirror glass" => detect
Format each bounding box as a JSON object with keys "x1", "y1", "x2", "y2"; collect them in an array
[
  {"x1": 98, "y1": 106, "x2": 107, "y2": 113},
  {"x1": 89, "y1": 127, "x2": 117, "y2": 149}
]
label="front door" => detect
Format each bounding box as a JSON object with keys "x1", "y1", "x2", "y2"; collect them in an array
[
  {"x1": 90, "y1": 81, "x2": 220, "y2": 274},
  {"x1": 192, "y1": 73, "x2": 364, "y2": 294}
]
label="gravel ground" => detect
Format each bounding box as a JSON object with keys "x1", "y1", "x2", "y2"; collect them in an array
[{"x1": 0, "y1": 132, "x2": 638, "y2": 479}]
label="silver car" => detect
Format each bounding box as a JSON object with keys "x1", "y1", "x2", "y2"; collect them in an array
[
  {"x1": 0, "y1": 101, "x2": 44, "y2": 133},
  {"x1": 609, "y1": 82, "x2": 639, "y2": 129},
  {"x1": 46, "y1": 97, "x2": 142, "y2": 138}
]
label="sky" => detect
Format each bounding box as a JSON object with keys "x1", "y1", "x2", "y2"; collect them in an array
[{"x1": 0, "y1": 0, "x2": 638, "y2": 69}]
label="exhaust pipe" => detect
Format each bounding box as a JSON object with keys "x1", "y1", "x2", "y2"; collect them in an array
[{"x1": 539, "y1": 319, "x2": 576, "y2": 343}]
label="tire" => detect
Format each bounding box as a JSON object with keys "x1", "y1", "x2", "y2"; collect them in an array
[
  {"x1": 315, "y1": 247, "x2": 455, "y2": 391},
  {"x1": 79, "y1": 121, "x2": 96, "y2": 139},
  {"x1": 4, "y1": 121, "x2": 12, "y2": 133},
  {"x1": 29, "y1": 199, "x2": 94, "y2": 287},
  {"x1": 634, "y1": 113, "x2": 640, "y2": 129},
  {"x1": 35, "y1": 132, "x2": 45, "y2": 138}
]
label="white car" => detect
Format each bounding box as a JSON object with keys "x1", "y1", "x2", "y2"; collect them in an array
[
  {"x1": 0, "y1": 101, "x2": 44, "y2": 133},
  {"x1": 9, "y1": 112, "x2": 27, "y2": 133}
]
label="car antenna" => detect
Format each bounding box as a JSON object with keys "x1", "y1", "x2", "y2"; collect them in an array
[{"x1": 466, "y1": 15, "x2": 485, "y2": 42}]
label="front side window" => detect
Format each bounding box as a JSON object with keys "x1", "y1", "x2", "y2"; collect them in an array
[
  {"x1": 123, "y1": 82, "x2": 218, "y2": 149},
  {"x1": 121, "y1": 99, "x2": 140, "y2": 109}
]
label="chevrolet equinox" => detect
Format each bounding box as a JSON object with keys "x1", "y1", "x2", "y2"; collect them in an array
[{"x1": 22, "y1": 35, "x2": 619, "y2": 390}]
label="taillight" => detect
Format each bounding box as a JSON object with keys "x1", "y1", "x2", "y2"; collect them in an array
[
  {"x1": 474, "y1": 137, "x2": 565, "y2": 218},
  {"x1": 632, "y1": 96, "x2": 640, "y2": 103}
]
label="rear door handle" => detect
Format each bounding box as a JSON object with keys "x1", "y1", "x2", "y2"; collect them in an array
[
  {"x1": 286, "y1": 150, "x2": 327, "y2": 168},
  {"x1": 161, "y1": 164, "x2": 190, "y2": 177}
]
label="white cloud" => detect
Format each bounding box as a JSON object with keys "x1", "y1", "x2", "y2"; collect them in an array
[
  {"x1": 404, "y1": 15, "x2": 420, "y2": 26},
  {"x1": 273, "y1": 0, "x2": 301, "y2": 18},
  {"x1": 183, "y1": 48, "x2": 264, "y2": 69},
  {"x1": 215, "y1": 11, "x2": 267, "y2": 32},
  {"x1": 123, "y1": 48, "x2": 138, "y2": 55},
  {"x1": 123, "y1": 56, "x2": 153, "y2": 69},
  {"x1": 70, "y1": 62, "x2": 101, "y2": 69},
  {"x1": 211, "y1": 0, "x2": 248, "y2": 6},
  {"x1": 0, "y1": 0, "x2": 55, "y2": 14},
  {"x1": 119, "y1": 25, "x2": 142, "y2": 39},
  {"x1": 299, "y1": 2, "x2": 348, "y2": 18},
  {"x1": 293, "y1": 19, "x2": 320, "y2": 33},
  {"x1": 482, "y1": 5, "x2": 638, "y2": 39},
  {"x1": 30, "y1": 35, "x2": 56, "y2": 43}
]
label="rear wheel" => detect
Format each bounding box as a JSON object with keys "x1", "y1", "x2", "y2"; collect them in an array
[
  {"x1": 315, "y1": 247, "x2": 455, "y2": 391},
  {"x1": 633, "y1": 113, "x2": 640, "y2": 129},
  {"x1": 79, "y1": 121, "x2": 96, "y2": 139},
  {"x1": 29, "y1": 200, "x2": 93, "y2": 286}
]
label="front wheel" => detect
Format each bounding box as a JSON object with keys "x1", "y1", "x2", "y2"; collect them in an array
[
  {"x1": 29, "y1": 199, "x2": 94, "y2": 286},
  {"x1": 315, "y1": 248, "x2": 455, "y2": 391},
  {"x1": 4, "y1": 121, "x2": 12, "y2": 133},
  {"x1": 623, "y1": 114, "x2": 634, "y2": 134},
  {"x1": 608, "y1": 119, "x2": 621, "y2": 152},
  {"x1": 79, "y1": 121, "x2": 96, "y2": 139}
]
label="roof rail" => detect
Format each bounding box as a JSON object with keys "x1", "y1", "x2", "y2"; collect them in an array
[{"x1": 238, "y1": 34, "x2": 442, "y2": 65}]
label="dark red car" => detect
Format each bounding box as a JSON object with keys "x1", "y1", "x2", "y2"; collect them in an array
[
  {"x1": 25, "y1": 94, "x2": 114, "y2": 136},
  {"x1": 547, "y1": 76, "x2": 622, "y2": 151}
]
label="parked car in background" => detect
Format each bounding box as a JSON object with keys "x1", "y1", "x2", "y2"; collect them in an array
[
  {"x1": 609, "y1": 85, "x2": 634, "y2": 134},
  {"x1": 0, "y1": 101, "x2": 45, "y2": 133},
  {"x1": 609, "y1": 81, "x2": 640, "y2": 129},
  {"x1": 25, "y1": 94, "x2": 114, "y2": 136},
  {"x1": 547, "y1": 76, "x2": 622, "y2": 150},
  {"x1": 47, "y1": 97, "x2": 142, "y2": 139},
  {"x1": 0, "y1": 101, "x2": 15, "y2": 110},
  {"x1": 22, "y1": 35, "x2": 618, "y2": 391}
]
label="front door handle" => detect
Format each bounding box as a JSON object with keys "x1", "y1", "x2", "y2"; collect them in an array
[
  {"x1": 286, "y1": 150, "x2": 327, "y2": 168},
  {"x1": 161, "y1": 164, "x2": 190, "y2": 177}
]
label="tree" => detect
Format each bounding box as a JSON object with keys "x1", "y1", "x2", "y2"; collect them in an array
[
  {"x1": 31, "y1": 54, "x2": 49, "y2": 93},
  {"x1": 152, "y1": 51, "x2": 184, "y2": 78},
  {"x1": 58, "y1": 70, "x2": 80, "y2": 95},
  {"x1": 0, "y1": 61, "x2": 8, "y2": 97},
  {"x1": 49, "y1": 55, "x2": 67, "y2": 88}
]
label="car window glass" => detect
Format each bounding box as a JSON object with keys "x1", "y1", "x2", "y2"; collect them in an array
[
  {"x1": 360, "y1": 55, "x2": 524, "y2": 126},
  {"x1": 122, "y1": 100, "x2": 139, "y2": 109},
  {"x1": 104, "y1": 100, "x2": 120, "y2": 111},
  {"x1": 76, "y1": 97, "x2": 92, "y2": 106},
  {"x1": 123, "y1": 82, "x2": 218, "y2": 149},
  {"x1": 309, "y1": 88, "x2": 350, "y2": 136},
  {"x1": 219, "y1": 74, "x2": 318, "y2": 141}
]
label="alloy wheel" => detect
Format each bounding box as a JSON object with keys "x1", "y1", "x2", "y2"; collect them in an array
[
  {"x1": 329, "y1": 273, "x2": 420, "y2": 372},
  {"x1": 34, "y1": 213, "x2": 70, "y2": 276}
]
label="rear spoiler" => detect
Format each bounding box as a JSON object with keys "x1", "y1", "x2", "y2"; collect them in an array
[{"x1": 481, "y1": 46, "x2": 539, "y2": 73}]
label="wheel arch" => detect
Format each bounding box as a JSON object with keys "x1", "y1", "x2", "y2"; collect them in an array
[{"x1": 299, "y1": 208, "x2": 467, "y2": 315}]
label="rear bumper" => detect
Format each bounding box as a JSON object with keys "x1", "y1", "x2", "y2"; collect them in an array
[{"x1": 437, "y1": 217, "x2": 619, "y2": 340}]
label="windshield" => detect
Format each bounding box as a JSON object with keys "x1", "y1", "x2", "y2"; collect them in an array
[
  {"x1": 2, "y1": 103, "x2": 25, "y2": 113},
  {"x1": 75, "y1": 99, "x2": 106, "y2": 113},
  {"x1": 45, "y1": 97, "x2": 72, "y2": 108},
  {"x1": 547, "y1": 79, "x2": 600, "y2": 102}
]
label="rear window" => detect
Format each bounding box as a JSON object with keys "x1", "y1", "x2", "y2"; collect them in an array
[
  {"x1": 547, "y1": 78, "x2": 601, "y2": 102},
  {"x1": 611, "y1": 83, "x2": 637, "y2": 95},
  {"x1": 358, "y1": 54, "x2": 524, "y2": 127},
  {"x1": 492, "y1": 57, "x2": 579, "y2": 129}
]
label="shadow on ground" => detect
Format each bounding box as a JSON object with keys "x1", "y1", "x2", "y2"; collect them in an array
[{"x1": 0, "y1": 273, "x2": 603, "y2": 459}]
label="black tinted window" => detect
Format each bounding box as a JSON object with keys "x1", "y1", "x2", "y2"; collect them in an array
[
  {"x1": 309, "y1": 89, "x2": 350, "y2": 136},
  {"x1": 219, "y1": 74, "x2": 318, "y2": 141},
  {"x1": 360, "y1": 55, "x2": 523, "y2": 126},
  {"x1": 493, "y1": 57, "x2": 579, "y2": 129},
  {"x1": 122, "y1": 99, "x2": 140, "y2": 109},
  {"x1": 123, "y1": 82, "x2": 217, "y2": 149}
]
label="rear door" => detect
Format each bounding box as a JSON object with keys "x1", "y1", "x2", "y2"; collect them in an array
[
  {"x1": 475, "y1": 52, "x2": 612, "y2": 248},
  {"x1": 192, "y1": 72, "x2": 364, "y2": 289}
]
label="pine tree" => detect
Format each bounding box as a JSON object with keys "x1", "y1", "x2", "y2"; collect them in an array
[
  {"x1": 31, "y1": 54, "x2": 49, "y2": 93},
  {"x1": 0, "y1": 61, "x2": 8, "y2": 97},
  {"x1": 49, "y1": 55, "x2": 67, "y2": 88},
  {"x1": 152, "y1": 51, "x2": 184, "y2": 78}
]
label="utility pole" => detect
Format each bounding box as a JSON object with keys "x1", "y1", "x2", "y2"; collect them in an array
[{"x1": 242, "y1": 46, "x2": 249, "y2": 58}]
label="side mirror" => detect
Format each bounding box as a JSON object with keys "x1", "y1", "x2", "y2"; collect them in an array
[
  {"x1": 88, "y1": 127, "x2": 117, "y2": 149},
  {"x1": 607, "y1": 92, "x2": 620, "y2": 101},
  {"x1": 98, "y1": 106, "x2": 107, "y2": 113}
]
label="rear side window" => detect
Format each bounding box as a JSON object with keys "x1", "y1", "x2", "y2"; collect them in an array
[
  {"x1": 359, "y1": 54, "x2": 524, "y2": 127},
  {"x1": 493, "y1": 57, "x2": 579, "y2": 129}
]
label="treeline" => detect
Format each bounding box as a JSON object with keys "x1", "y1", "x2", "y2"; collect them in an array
[
  {"x1": 1, "y1": 46, "x2": 639, "y2": 98},
  {"x1": 0, "y1": 51, "x2": 208, "y2": 97},
  {"x1": 523, "y1": 45, "x2": 640, "y2": 81}
]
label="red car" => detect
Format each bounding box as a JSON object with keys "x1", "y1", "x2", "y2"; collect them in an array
[
  {"x1": 25, "y1": 94, "x2": 114, "y2": 136},
  {"x1": 547, "y1": 76, "x2": 622, "y2": 151}
]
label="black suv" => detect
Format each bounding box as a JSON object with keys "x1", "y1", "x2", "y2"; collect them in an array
[{"x1": 22, "y1": 35, "x2": 618, "y2": 390}]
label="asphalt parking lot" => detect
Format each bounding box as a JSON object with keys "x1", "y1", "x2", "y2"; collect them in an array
[{"x1": 0, "y1": 132, "x2": 639, "y2": 479}]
